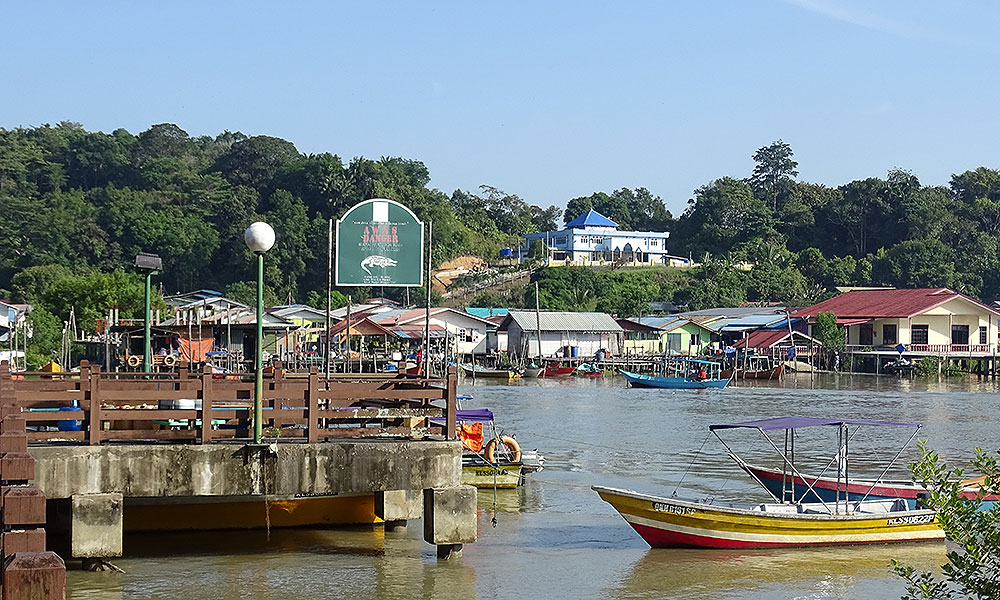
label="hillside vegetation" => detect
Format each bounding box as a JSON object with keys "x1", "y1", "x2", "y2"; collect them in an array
[{"x1": 3, "y1": 124, "x2": 1000, "y2": 363}]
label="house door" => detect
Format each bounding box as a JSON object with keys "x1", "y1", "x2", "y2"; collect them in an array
[{"x1": 859, "y1": 323, "x2": 874, "y2": 346}]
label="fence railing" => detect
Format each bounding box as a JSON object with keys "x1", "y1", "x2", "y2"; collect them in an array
[
  {"x1": 843, "y1": 344, "x2": 994, "y2": 355},
  {"x1": 6, "y1": 360, "x2": 457, "y2": 445}
]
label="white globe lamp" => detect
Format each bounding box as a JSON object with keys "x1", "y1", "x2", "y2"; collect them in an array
[{"x1": 244, "y1": 222, "x2": 276, "y2": 254}]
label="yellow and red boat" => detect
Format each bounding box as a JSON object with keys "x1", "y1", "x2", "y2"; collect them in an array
[
  {"x1": 595, "y1": 416, "x2": 946, "y2": 549},
  {"x1": 593, "y1": 486, "x2": 942, "y2": 548}
]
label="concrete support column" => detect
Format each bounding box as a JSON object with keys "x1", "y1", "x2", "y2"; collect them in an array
[
  {"x1": 423, "y1": 486, "x2": 477, "y2": 559},
  {"x1": 71, "y1": 493, "x2": 123, "y2": 559},
  {"x1": 375, "y1": 490, "x2": 422, "y2": 531}
]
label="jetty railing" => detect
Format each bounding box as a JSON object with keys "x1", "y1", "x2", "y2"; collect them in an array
[{"x1": 9, "y1": 361, "x2": 458, "y2": 445}]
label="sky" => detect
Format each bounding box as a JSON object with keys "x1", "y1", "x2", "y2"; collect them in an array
[{"x1": 4, "y1": 1, "x2": 1000, "y2": 216}]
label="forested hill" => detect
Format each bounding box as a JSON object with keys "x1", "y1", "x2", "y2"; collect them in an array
[
  {"x1": 0, "y1": 122, "x2": 579, "y2": 304},
  {"x1": 3, "y1": 122, "x2": 1000, "y2": 325}
]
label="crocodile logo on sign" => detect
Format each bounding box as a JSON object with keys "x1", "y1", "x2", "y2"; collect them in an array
[{"x1": 361, "y1": 255, "x2": 398, "y2": 276}]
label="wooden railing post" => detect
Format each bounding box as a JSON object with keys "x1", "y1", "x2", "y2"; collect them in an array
[
  {"x1": 200, "y1": 364, "x2": 213, "y2": 444},
  {"x1": 83, "y1": 362, "x2": 102, "y2": 446},
  {"x1": 307, "y1": 366, "x2": 319, "y2": 444},
  {"x1": 446, "y1": 366, "x2": 457, "y2": 440}
]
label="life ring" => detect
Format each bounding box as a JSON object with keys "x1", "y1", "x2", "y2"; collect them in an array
[
  {"x1": 163, "y1": 355, "x2": 177, "y2": 367},
  {"x1": 126, "y1": 355, "x2": 141, "y2": 368},
  {"x1": 484, "y1": 435, "x2": 521, "y2": 463}
]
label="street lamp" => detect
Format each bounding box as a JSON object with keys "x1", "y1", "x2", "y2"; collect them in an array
[
  {"x1": 133, "y1": 252, "x2": 162, "y2": 373},
  {"x1": 244, "y1": 222, "x2": 275, "y2": 444}
]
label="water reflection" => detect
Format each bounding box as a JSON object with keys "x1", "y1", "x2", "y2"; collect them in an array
[{"x1": 609, "y1": 542, "x2": 947, "y2": 600}]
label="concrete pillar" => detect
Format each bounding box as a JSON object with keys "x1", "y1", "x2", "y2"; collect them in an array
[
  {"x1": 423, "y1": 486, "x2": 477, "y2": 559},
  {"x1": 71, "y1": 493, "x2": 123, "y2": 559},
  {"x1": 375, "y1": 490, "x2": 422, "y2": 531}
]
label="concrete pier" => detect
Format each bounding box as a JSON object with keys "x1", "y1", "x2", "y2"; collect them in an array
[{"x1": 28, "y1": 440, "x2": 473, "y2": 558}]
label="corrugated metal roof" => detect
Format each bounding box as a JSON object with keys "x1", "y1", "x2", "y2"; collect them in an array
[
  {"x1": 503, "y1": 310, "x2": 623, "y2": 332},
  {"x1": 675, "y1": 306, "x2": 786, "y2": 319},
  {"x1": 733, "y1": 330, "x2": 820, "y2": 349},
  {"x1": 792, "y1": 288, "x2": 1000, "y2": 319},
  {"x1": 716, "y1": 314, "x2": 791, "y2": 331},
  {"x1": 626, "y1": 316, "x2": 682, "y2": 329}
]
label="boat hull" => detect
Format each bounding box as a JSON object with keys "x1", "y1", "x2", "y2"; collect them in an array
[
  {"x1": 620, "y1": 370, "x2": 731, "y2": 389},
  {"x1": 460, "y1": 365, "x2": 520, "y2": 379},
  {"x1": 542, "y1": 364, "x2": 575, "y2": 376},
  {"x1": 744, "y1": 364, "x2": 783, "y2": 380},
  {"x1": 522, "y1": 367, "x2": 544, "y2": 378},
  {"x1": 593, "y1": 486, "x2": 943, "y2": 549},
  {"x1": 462, "y1": 463, "x2": 523, "y2": 488},
  {"x1": 746, "y1": 464, "x2": 999, "y2": 510}
]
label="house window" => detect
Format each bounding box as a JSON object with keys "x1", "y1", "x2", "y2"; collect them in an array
[
  {"x1": 859, "y1": 323, "x2": 873, "y2": 346},
  {"x1": 980, "y1": 326, "x2": 988, "y2": 345},
  {"x1": 882, "y1": 324, "x2": 897, "y2": 345},
  {"x1": 952, "y1": 325, "x2": 969, "y2": 345},
  {"x1": 690, "y1": 333, "x2": 701, "y2": 347},
  {"x1": 667, "y1": 333, "x2": 682, "y2": 353},
  {"x1": 650, "y1": 239, "x2": 658, "y2": 247},
  {"x1": 911, "y1": 325, "x2": 929, "y2": 345},
  {"x1": 555, "y1": 237, "x2": 566, "y2": 245}
]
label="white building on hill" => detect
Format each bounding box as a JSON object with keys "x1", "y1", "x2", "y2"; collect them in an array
[{"x1": 521, "y1": 209, "x2": 686, "y2": 267}]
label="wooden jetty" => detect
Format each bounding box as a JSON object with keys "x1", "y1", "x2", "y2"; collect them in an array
[{"x1": 1, "y1": 357, "x2": 477, "y2": 598}]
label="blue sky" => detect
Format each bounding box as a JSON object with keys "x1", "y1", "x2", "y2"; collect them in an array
[{"x1": 4, "y1": 1, "x2": 1000, "y2": 215}]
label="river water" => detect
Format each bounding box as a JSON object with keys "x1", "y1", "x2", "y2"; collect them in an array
[{"x1": 66, "y1": 374, "x2": 999, "y2": 599}]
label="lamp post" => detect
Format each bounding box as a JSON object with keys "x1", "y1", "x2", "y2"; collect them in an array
[
  {"x1": 133, "y1": 252, "x2": 162, "y2": 373},
  {"x1": 244, "y1": 222, "x2": 276, "y2": 444}
]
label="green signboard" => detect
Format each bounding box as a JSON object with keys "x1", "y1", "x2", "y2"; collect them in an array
[{"x1": 335, "y1": 199, "x2": 424, "y2": 287}]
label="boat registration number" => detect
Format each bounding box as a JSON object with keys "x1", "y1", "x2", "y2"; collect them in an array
[
  {"x1": 887, "y1": 514, "x2": 935, "y2": 526},
  {"x1": 652, "y1": 502, "x2": 696, "y2": 516}
]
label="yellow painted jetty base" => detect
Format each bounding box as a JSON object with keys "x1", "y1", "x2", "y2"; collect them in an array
[
  {"x1": 125, "y1": 494, "x2": 382, "y2": 532},
  {"x1": 593, "y1": 486, "x2": 944, "y2": 549}
]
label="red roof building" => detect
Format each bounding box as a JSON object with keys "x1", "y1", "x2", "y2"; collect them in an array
[{"x1": 792, "y1": 288, "x2": 1000, "y2": 355}]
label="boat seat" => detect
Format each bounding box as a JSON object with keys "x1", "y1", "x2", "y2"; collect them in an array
[
  {"x1": 751, "y1": 503, "x2": 801, "y2": 514},
  {"x1": 853, "y1": 499, "x2": 907, "y2": 514}
]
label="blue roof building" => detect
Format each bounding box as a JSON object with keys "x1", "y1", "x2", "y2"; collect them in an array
[{"x1": 521, "y1": 209, "x2": 687, "y2": 268}]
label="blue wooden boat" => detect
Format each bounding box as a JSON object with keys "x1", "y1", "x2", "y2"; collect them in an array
[{"x1": 620, "y1": 358, "x2": 731, "y2": 389}]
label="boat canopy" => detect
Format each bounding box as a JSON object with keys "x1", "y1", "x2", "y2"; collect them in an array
[
  {"x1": 455, "y1": 409, "x2": 495, "y2": 422},
  {"x1": 709, "y1": 416, "x2": 920, "y2": 431},
  {"x1": 662, "y1": 357, "x2": 718, "y2": 365}
]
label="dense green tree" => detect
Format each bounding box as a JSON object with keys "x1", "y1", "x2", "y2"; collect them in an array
[
  {"x1": 672, "y1": 177, "x2": 777, "y2": 257},
  {"x1": 812, "y1": 311, "x2": 845, "y2": 352},
  {"x1": 872, "y1": 239, "x2": 955, "y2": 289},
  {"x1": 749, "y1": 140, "x2": 798, "y2": 210},
  {"x1": 211, "y1": 135, "x2": 301, "y2": 190},
  {"x1": 595, "y1": 272, "x2": 660, "y2": 317},
  {"x1": 564, "y1": 187, "x2": 672, "y2": 231},
  {"x1": 24, "y1": 306, "x2": 63, "y2": 369}
]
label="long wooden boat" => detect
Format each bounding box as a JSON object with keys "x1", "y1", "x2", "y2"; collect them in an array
[
  {"x1": 744, "y1": 463, "x2": 998, "y2": 510},
  {"x1": 593, "y1": 486, "x2": 942, "y2": 548},
  {"x1": 744, "y1": 363, "x2": 783, "y2": 380},
  {"x1": 460, "y1": 364, "x2": 520, "y2": 379},
  {"x1": 620, "y1": 369, "x2": 731, "y2": 389}
]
